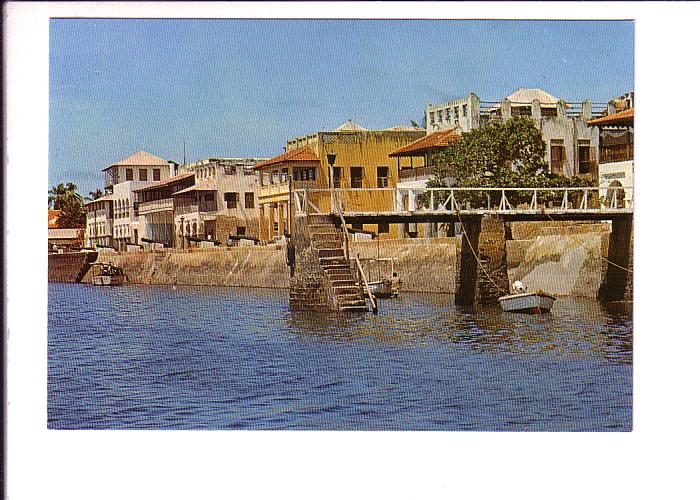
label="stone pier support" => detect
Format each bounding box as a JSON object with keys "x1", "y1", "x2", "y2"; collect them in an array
[
  {"x1": 455, "y1": 216, "x2": 481, "y2": 308},
  {"x1": 455, "y1": 215, "x2": 510, "y2": 308},
  {"x1": 598, "y1": 215, "x2": 633, "y2": 301}
]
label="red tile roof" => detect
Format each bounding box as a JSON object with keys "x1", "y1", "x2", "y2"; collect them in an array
[
  {"x1": 389, "y1": 128, "x2": 461, "y2": 157},
  {"x1": 587, "y1": 108, "x2": 634, "y2": 127},
  {"x1": 48, "y1": 210, "x2": 61, "y2": 228},
  {"x1": 252, "y1": 146, "x2": 319, "y2": 170},
  {"x1": 132, "y1": 172, "x2": 195, "y2": 193}
]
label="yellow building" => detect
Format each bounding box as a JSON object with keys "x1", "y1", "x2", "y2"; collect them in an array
[{"x1": 253, "y1": 121, "x2": 425, "y2": 241}]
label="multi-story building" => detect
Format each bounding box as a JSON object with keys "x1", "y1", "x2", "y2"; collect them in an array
[
  {"x1": 173, "y1": 157, "x2": 265, "y2": 246},
  {"x1": 85, "y1": 151, "x2": 173, "y2": 250},
  {"x1": 424, "y1": 88, "x2": 607, "y2": 181},
  {"x1": 588, "y1": 104, "x2": 634, "y2": 208},
  {"x1": 253, "y1": 120, "x2": 425, "y2": 240}
]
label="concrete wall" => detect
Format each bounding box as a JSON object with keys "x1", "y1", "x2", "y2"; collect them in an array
[{"x1": 506, "y1": 221, "x2": 611, "y2": 298}]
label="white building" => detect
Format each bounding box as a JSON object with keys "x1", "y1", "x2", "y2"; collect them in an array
[
  {"x1": 174, "y1": 158, "x2": 265, "y2": 245},
  {"x1": 425, "y1": 88, "x2": 606, "y2": 179},
  {"x1": 589, "y1": 107, "x2": 634, "y2": 208},
  {"x1": 85, "y1": 151, "x2": 172, "y2": 250}
]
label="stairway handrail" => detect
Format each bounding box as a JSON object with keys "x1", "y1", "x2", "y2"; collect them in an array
[
  {"x1": 333, "y1": 193, "x2": 352, "y2": 262},
  {"x1": 355, "y1": 253, "x2": 378, "y2": 314}
]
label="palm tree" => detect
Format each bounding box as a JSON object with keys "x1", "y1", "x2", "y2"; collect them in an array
[
  {"x1": 48, "y1": 182, "x2": 83, "y2": 210},
  {"x1": 87, "y1": 188, "x2": 104, "y2": 201}
]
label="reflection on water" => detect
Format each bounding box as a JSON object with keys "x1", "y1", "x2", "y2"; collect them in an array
[{"x1": 48, "y1": 284, "x2": 632, "y2": 431}]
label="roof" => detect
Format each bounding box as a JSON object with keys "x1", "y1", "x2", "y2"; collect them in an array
[
  {"x1": 335, "y1": 119, "x2": 367, "y2": 131},
  {"x1": 389, "y1": 128, "x2": 461, "y2": 157},
  {"x1": 172, "y1": 180, "x2": 217, "y2": 195},
  {"x1": 48, "y1": 210, "x2": 61, "y2": 228},
  {"x1": 504, "y1": 88, "x2": 562, "y2": 106},
  {"x1": 84, "y1": 193, "x2": 115, "y2": 206},
  {"x1": 384, "y1": 125, "x2": 425, "y2": 131},
  {"x1": 252, "y1": 146, "x2": 319, "y2": 170},
  {"x1": 587, "y1": 108, "x2": 634, "y2": 127},
  {"x1": 48, "y1": 228, "x2": 81, "y2": 240},
  {"x1": 132, "y1": 173, "x2": 195, "y2": 193},
  {"x1": 102, "y1": 151, "x2": 170, "y2": 171}
]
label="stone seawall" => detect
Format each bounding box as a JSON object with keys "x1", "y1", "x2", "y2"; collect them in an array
[
  {"x1": 506, "y1": 221, "x2": 611, "y2": 298},
  {"x1": 350, "y1": 238, "x2": 457, "y2": 294},
  {"x1": 80, "y1": 221, "x2": 620, "y2": 299},
  {"x1": 82, "y1": 246, "x2": 288, "y2": 288}
]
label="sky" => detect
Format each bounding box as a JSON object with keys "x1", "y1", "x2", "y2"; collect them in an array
[{"x1": 49, "y1": 19, "x2": 634, "y2": 193}]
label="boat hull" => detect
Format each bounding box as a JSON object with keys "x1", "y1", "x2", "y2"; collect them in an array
[
  {"x1": 363, "y1": 280, "x2": 398, "y2": 299},
  {"x1": 498, "y1": 292, "x2": 556, "y2": 314}
]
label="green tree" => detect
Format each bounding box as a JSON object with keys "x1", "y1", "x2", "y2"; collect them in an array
[
  {"x1": 427, "y1": 117, "x2": 592, "y2": 207},
  {"x1": 49, "y1": 182, "x2": 86, "y2": 228},
  {"x1": 48, "y1": 182, "x2": 82, "y2": 210}
]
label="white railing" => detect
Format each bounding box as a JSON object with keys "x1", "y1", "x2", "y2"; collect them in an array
[{"x1": 293, "y1": 186, "x2": 633, "y2": 216}]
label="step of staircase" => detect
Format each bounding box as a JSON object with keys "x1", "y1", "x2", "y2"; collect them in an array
[
  {"x1": 329, "y1": 279, "x2": 357, "y2": 287},
  {"x1": 318, "y1": 248, "x2": 344, "y2": 259}
]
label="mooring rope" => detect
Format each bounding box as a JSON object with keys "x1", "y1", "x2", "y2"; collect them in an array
[{"x1": 452, "y1": 200, "x2": 509, "y2": 295}]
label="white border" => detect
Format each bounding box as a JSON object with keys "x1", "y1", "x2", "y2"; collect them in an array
[{"x1": 6, "y1": 2, "x2": 700, "y2": 499}]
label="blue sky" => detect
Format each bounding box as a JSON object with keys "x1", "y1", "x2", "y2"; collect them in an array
[{"x1": 49, "y1": 19, "x2": 633, "y2": 193}]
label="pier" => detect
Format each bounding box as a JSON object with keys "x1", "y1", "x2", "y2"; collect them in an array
[{"x1": 292, "y1": 186, "x2": 633, "y2": 310}]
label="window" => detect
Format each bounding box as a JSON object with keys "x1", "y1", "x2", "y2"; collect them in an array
[
  {"x1": 139, "y1": 169, "x2": 148, "y2": 181},
  {"x1": 350, "y1": 167, "x2": 363, "y2": 188},
  {"x1": 351, "y1": 223, "x2": 364, "y2": 232},
  {"x1": 153, "y1": 169, "x2": 161, "y2": 181},
  {"x1": 377, "y1": 166, "x2": 389, "y2": 188},
  {"x1": 332, "y1": 167, "x2": 342, "y2": 188},
  {"x1": 445, "y1": 108, "x2": 451, "y2": 121},
  {"x1": 577, "y1": 140, "x2": 593, "y2": 174},
  {"x1": 236, "y1": 226, "x2": 246, "y2": 236},
  {"x1": 125, "y1": 168, "x2": 133, "y2": 181},
  {"x1": 309, "y1": 168, "x2": 316, "y2": 181},
  {"x1": 378, "y1": 222, "x2": 390, "y2": 234},
  {"x1": 225, "y1": 192, "x2": 239, "y2": 209},
  {"x1": 437, "y1": 110, "x2": 443, "y2": 123},
  {"x1": 463, "y1": 104, "x2": 469, "y2": 116},
  {"x1": 429, "y1": 112, "x2": 435, "y2": 125},
  {"x1": 244, "y1": 192, "x2": 255, "y2": 209},
  {"x1": 454, "y1": 107, "x2": 459, "y2": 120},
  {"x1": 550, "y1": 139, "x2": 565, "y2": 175}
]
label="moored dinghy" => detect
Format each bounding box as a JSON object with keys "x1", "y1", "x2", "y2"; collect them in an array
[{"x1": 498, "y1": 281, "x2": 556, "y2": 314}]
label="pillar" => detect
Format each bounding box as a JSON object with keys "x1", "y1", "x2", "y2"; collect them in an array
[
  {"x1": 598, "y1": 215, "x2": 633, "y2": 301},
  {"x1": 455, "y1": 215, "x2": 481, "y2": 308}
]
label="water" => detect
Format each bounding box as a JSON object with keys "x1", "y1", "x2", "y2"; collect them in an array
[{"x1": 48, "y1": 283, "x2": 632, "y2": 431}]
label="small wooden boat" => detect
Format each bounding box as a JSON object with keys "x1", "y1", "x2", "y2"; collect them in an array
[
  {"x1": 91, "y1": 262, "x2": 126, "y2": 286},
  {"x1": 365, "y1": 278, "x2": 399, "y2": 299},
  {"x1": 498, "y1": 281, "x2": 556, "y2": 314},
  {"x1": 358, "y1": 256, "x2": 400, "y2": 299}
]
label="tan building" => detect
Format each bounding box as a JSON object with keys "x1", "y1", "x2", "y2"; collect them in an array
[{"x1": 253, "y1": 120, "x2": 425, "y2": 241}]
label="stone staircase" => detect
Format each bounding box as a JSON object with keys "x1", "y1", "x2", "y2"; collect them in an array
[{"x1": 304, "y1": 214, "x2": 368, "y2": 312}]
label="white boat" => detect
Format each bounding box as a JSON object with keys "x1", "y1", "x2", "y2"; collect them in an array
[{"x1": 498, "y1": 281, "x2": 556, "y2": 314}]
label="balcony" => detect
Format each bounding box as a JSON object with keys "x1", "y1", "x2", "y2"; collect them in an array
[
  {"x1": 175, "y1": 200, "x2": 218, "y2": 216},
  {"x1": 138, "y1": 198, "x2": 174, "y2": 215},
  {"x1": 398, "y1": 165, "x2": 434, "y2": 182},
  {"x1": 600, "y1": 144, "x2": 634, "y2": 164}
]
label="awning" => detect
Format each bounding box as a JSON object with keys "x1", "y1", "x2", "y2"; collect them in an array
[
  {"x1": 172, "y1": 180, "x2": 217, "y2": 196},
  {"x1": 252, "y1": 146, "x2": 319, "y2": 170}
]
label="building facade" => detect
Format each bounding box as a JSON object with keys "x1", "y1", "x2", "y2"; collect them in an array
[
  {"x1": 425, "y1": 88, "x2": 607, "y2": 181},
  {"x1": 86, "y1": 151, "x2": 172, "y2": 250},
  {"x1": 254, "y1": 121, "x2": 425, "y2": 241},
  {"x1": 589, "y1": 106, "x2": 634, "y2": 208}
]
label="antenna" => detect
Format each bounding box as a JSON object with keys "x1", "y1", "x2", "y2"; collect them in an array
[{"x1": 183, "y1": 139, "x2": 186, "y2": 166}]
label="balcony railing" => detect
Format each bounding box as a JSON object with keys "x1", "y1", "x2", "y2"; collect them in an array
[
  {"x1": 138, "y1": 198, "x2": 174, "y2": 215},
  {"x1": 175, "y1": 201, "x2": 218, "y2": 216},
  {"x1": 398, "y1": 166, "x2": 435, "y2": 181},
  {"x1": 600, "y1": 144, "x2": 634, "y2": 164}
]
